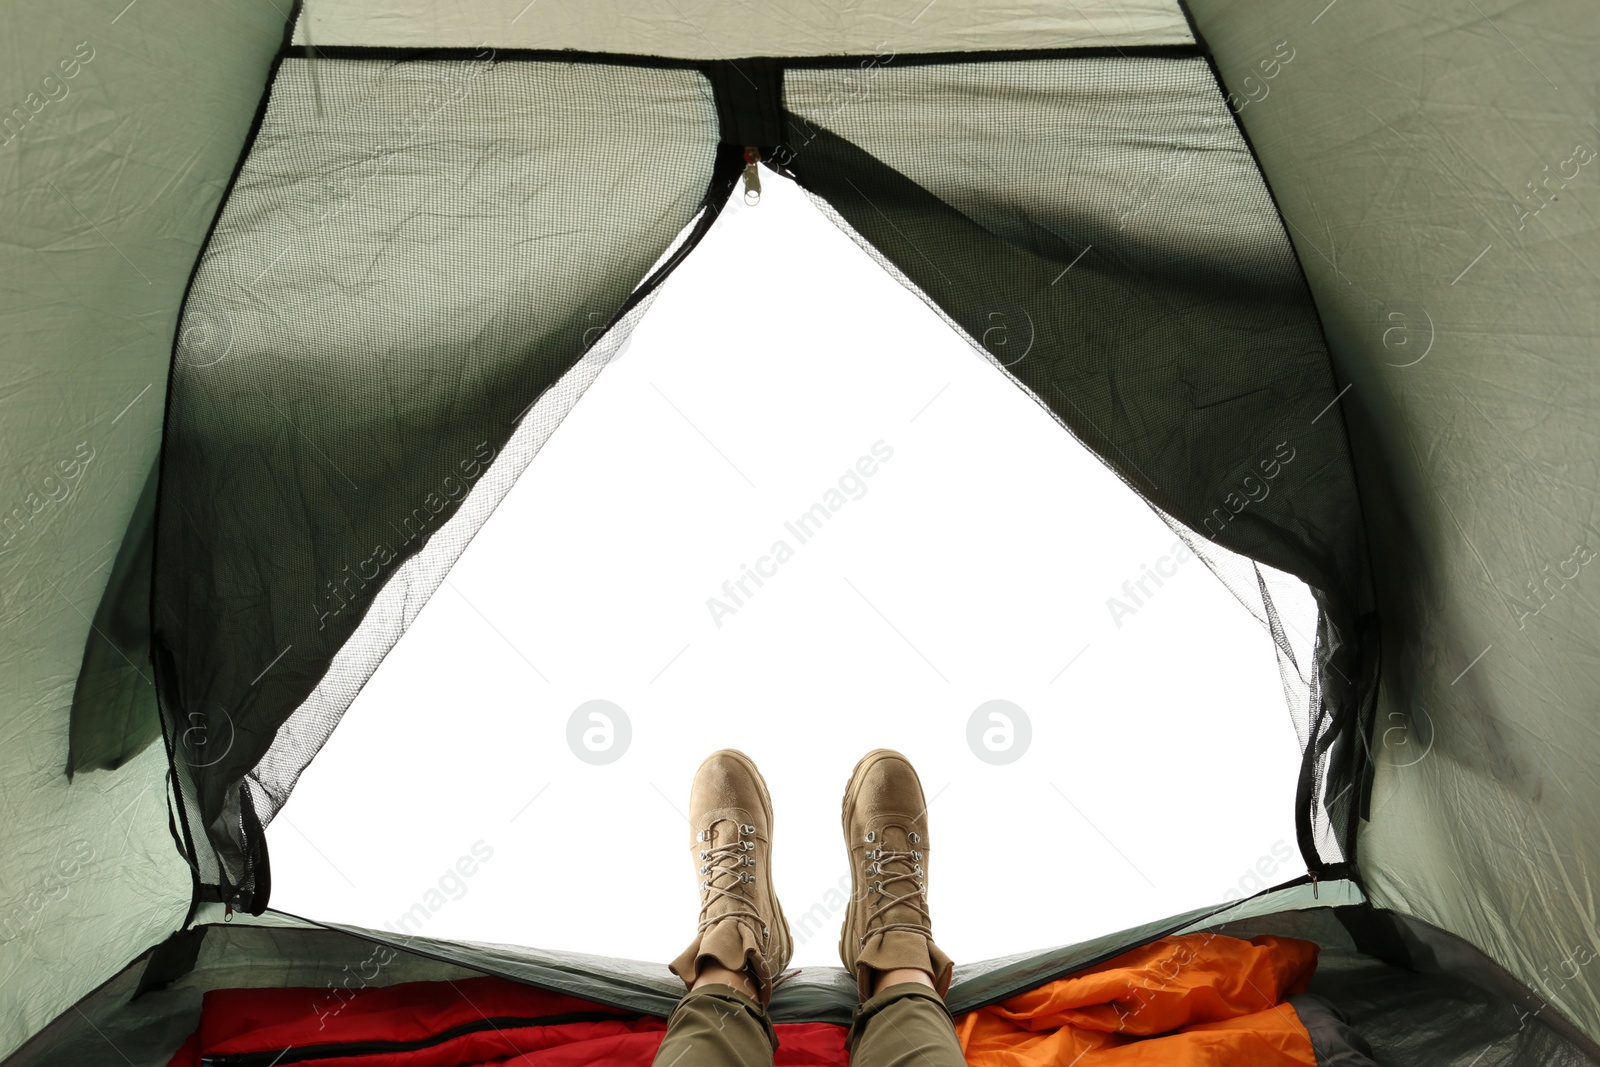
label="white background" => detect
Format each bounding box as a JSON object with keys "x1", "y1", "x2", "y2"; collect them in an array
[{"x1": 268, "y1": 172, "x2": 1307, "y2": 969}]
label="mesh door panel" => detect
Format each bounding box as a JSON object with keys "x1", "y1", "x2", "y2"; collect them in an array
[
  {"x1": 783, "y1": 56, "x2": 1374, "y2": 869},
  {"x1": 155, "y1": 55, "x2": 720, "y2": 904}
]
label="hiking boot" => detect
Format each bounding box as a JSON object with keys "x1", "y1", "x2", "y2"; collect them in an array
[
  {"x1": 667, "y1": 749, "x2": 793, "y2": 1004},
  {"x1": 839, "y1": 748, "x2": 955, "y2": 999}
]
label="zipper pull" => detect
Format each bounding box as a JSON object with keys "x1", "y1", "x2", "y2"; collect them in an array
[
  {"x1": 1310, "y1": 872, "x2": 1319, "y2": 900},
  {"x1": 742, "y1": 146, "x2": 762, "y2": 206}
]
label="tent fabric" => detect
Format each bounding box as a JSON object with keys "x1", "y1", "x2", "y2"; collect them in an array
[
  {"x1": 287, "y1": 0, "x2": 1194, "y2": 56},
  {"x1": 66, "y1": 462, "x2": 161, "y2": 774},
  {"x1": 0, "y1": 0, "x2": 289, "y2": 1058},
  {"x1": 956, "y1": 933, "x2": 1321, "y2": 1065},
  {"x1": 1183, "y1": 0, "x2": 1600, "y2": 1040},
  {"x1": 5, "y1": 0, "x2": 1600, "y2": 1057}
]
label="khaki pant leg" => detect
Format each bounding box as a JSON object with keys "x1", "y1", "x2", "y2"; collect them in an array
[
  {"x1": 651, "y1": 984, "x2": 778, "y2": 1067},
  {"x1": 847, "y1": 983, "x2": 968, "y2": 1067}
]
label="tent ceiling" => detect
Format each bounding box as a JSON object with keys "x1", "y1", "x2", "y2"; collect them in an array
[{"x1": 290, "y1": 0, "x2": 1192, "y2": 55}]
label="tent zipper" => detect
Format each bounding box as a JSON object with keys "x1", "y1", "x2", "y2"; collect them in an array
[
  {"x1": 199, "y1": 1011, "x2": 630, "y2": 1066},
  {"x1": 742, "y1": 147, "x2": 762, "y2": 204}
]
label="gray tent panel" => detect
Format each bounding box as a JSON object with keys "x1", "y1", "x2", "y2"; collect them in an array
[
  {"x1": 0, "y1": 0, "x2": 288, "y2": 1056},
  {"x1": 9, "y1": 890, "x2": 1600, "y2": 1066},
  {"x1": 1187, "y1": 0, "x2": 1600, "y2": 1039}
]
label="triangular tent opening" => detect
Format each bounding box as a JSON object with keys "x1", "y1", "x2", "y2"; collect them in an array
[
  {"x1": 264, "y1": 170, "x2": 1314, "y2": 965},
  {"x1": 147, "y1": 46, "x2": 1369, "y2": 919}
]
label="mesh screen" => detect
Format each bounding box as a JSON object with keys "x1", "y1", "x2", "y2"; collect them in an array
[
  {"x1": 780, "y1": 56, "x2": 1373, "y2": 868},
  {"x1": 154, "y1": 54, "x2": 722, "y2": 905},
  {"x1": 155, "y1": 48, "x2": 1375, "y2": 905},
  {"x1": 243, "y1": 293, "x2": 664, "y2": 830}
]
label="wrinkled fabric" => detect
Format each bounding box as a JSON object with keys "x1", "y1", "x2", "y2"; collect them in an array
[
  {"x1": 162, "y1": 976, "x2": 844, "y2": 1067},
  {"x1": 957, "y1": 934, "x2": 1320, "y2": 1066}
]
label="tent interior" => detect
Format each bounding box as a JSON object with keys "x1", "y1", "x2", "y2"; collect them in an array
[{"x1": 3, "y1": 0, "x2": 1598, "y2": 1063}]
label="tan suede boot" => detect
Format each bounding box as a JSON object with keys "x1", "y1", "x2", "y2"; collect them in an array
[
  {"x1": 839, "y1": 748, "x2": 955, "y2": 1000},
  {"x1": 667, "y1": 749, "x2": 793, "y2": 1005}
]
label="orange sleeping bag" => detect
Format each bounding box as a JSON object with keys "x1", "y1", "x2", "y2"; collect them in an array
[{"x1": 956, "y1": 933, "x2": 1320, "y2": 1066}]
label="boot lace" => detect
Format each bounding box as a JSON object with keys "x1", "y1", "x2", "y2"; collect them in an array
[
  {"x1": 860, "y1": 827, "x2": 930, "y2": 946},
  {"x1": 696, "y1": 822, "x2": 771, "y2": 943}
]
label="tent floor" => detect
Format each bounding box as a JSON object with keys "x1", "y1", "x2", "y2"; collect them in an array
[{"x1": 7, "y1": 906, "x2": 1597, "y2": 1066}]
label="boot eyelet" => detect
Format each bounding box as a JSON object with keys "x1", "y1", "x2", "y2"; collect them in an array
[
  {"x1": 740, "y1": 823, "x2": 756, "y2": 835},
  {"x1": 699, "y1": 865, "x2": 709, "y2": 875},
  {"x1": 743, "y1": 840, "x2": 755, "y2": 851},
  {"x1": 913, "y1": 850, "x2": 922, "y2": 861},
  {"x1": 909, "y1": 832, "x2": 920, "y2": 844},
  {"x1": 699, "y1": 850, "x2": 709, "y2": 860},
  {"x1": 696, "y1": 830, "x2": 707, "y2": 842},
  {"x1": 865, "y1": 830, "x2": 876, "y2": 843},
  {"x1": 865, "y1": 862, "x2": 878, "y2": 875},
  {"x1": 745, "y1": 856, "x2": 755, "y2": 866}
]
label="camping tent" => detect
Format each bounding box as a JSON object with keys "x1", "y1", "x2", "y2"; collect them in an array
[{"x1": 2, "y1": 0, "x2": 1597, "y2": 1062}]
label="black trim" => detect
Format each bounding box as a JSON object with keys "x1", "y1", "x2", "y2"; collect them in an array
[
  {"x1": 281, "y1": 43, "x2": 1202, "y2": 67},
  {"x1": 1175, "y1": 5, "x2": 1318, "y2": 880},
  {"x1": 1293, "y1": 695, "x2": 1343, "y2": 885},
  {"x1": 152, "y1": 639, "x2": 203, "y2": 922},
  {"x1": 238, "y1": 780, "x2": 271, "y2": 914},
  {"x1": 1174, "y1": 0, "x2": 1381, "y2": 888},
  {"x1": 152, "y1": 0, "x2": 303, "y2": 922},
  {"x1": 592, "y1": 143, "x2": 745, "y2": 347},
  {"x1": 770, "y1": 44, "x2": 1200, "y2": 66},
  {"x1": 160, "y1": 22, "x2": 741, "y2": 906},
  {"x1": 202, "y1": 1011, "x2": 635, "y2": 1067},
  {"x1": 706, "y1": 57, "x2": 785, "y2": 149},
  {"x1": 132, "y1": 928, "x2": 207, "y2": 999}
]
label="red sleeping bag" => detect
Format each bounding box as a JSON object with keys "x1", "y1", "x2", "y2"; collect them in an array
[{"x1": 163, "y1": 977, "x2": 846, "y2": 1067}]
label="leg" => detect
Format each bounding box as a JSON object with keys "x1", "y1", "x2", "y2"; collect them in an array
[
  {"x1": 652, "y1": 970, "x2": 777, "y2": 1067},
  {"x1": 658, "y1": 751, "x2": 794, "y2": 1066},
  {"x1": 839, "y1": 750, "x2": 966, "y2": 1067},
  {"x1": 848, "y1": 979, "x2": 968, "y2": 1067}
]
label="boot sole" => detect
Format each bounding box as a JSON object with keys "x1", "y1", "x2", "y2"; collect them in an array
[
  {"x1": 838, "y1": 748, "x2": 926, "y2": 973},
  {"x1": 702, "y1": 748, "x2": 793, "y2": 974}
]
